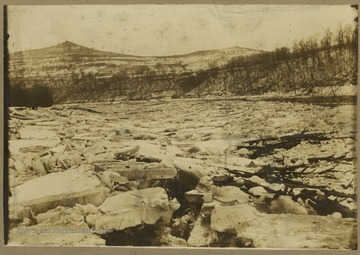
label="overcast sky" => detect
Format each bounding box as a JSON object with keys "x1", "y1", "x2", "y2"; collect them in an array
[{"x1": 7, "y1": 5, "x2": 357, "y2": 56}]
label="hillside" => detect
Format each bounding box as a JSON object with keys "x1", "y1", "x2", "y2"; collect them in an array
[
  {"x1": 8, "y1": 41, "x2": 263, "y2": 103},
  {"x1": 9, "y1": 41, "x2": 260, "y2": 80},
  {"x1": 7, "y1": 38, "x2": 357, "y2": 105}
]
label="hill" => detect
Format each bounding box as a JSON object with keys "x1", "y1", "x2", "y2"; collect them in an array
[
  {"x1": 8, "y1": 41, "x2": 261, "y2": 103},
  {"x1": 7, "y1": 30, "x2": 357, "y2": 105}
]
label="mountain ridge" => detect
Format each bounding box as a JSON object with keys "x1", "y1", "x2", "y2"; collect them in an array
[
  {"x1": 10, "y1": 40, "x2": 133, "y2": 59},
  {"x1": 10, "y1": 40, "x2": 262, "y2": 59},
  {"x1": 8, "y1": 40, "x2": 261, "y2": 84}
]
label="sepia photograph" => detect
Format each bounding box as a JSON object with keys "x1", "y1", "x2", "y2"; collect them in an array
[{"x1": 3, "y1": 3, "x2": 358, "y2": 249}]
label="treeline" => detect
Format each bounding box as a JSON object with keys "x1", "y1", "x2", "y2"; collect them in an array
[
  {"x1": 227, "y1": 26, "x2": 356, "y2": 70},
  {"x1": 220, "y1": 25, "x2": 357, "y2": 95},
  {"x1": 8, "y1": 85, "x2": 54, "y2": 107}
]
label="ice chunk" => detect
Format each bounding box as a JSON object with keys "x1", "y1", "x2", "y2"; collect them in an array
[
  {"x1": 270, "y1": 196, "x2": 308, "y2": 215},
  {"x1": 9, "y1": 165, "x2": 109, "y2": 213},
  {"x1": 173, "y1": 157, "x2": 208, "y2": 179},
  {"x1": 213, "y1": 186, "x2": 250, "y2": 204},
  {"x1": 13, "y1": 160, "x2": 27, "y2": 173},
  {"x1": 95, "y1": 187, "x2": 180, "y2": 231},
  {"x1": 31, "y1": 155, "x2": 47, "y2": 175},
  {"x1": 8, "y1": 224, "x2": 106, "y2": 246},
  {"x1": 211, "y1": 204, "x2": 356, "y2": 248},
  {"x1": 98, "y1": 162, "x2": 177, "y2": 180},
  {"x1": 114, "y1": 145, "x2": 140, "y2": 159}
]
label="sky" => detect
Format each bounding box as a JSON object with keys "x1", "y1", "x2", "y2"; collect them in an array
[{"x1": 7, "y1": 5, "x2": 357, "y2": 56}]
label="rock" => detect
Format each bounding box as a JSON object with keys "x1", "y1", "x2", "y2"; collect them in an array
[
  {"x1": 95, "y1": 187, "x2": 180, "y2": 231},
  {"x1": 213, "y1": 186, "x2": 250, "y2": 204},
  {"x1": 270, "y1": 196, "x2": 308, "y2": 215},
  {"x1": 9, "y1": 165, "x2": 110, "y2": 213},
  {"x1": 210, "y1": 204, "x2": 356, "y2": 248}
]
